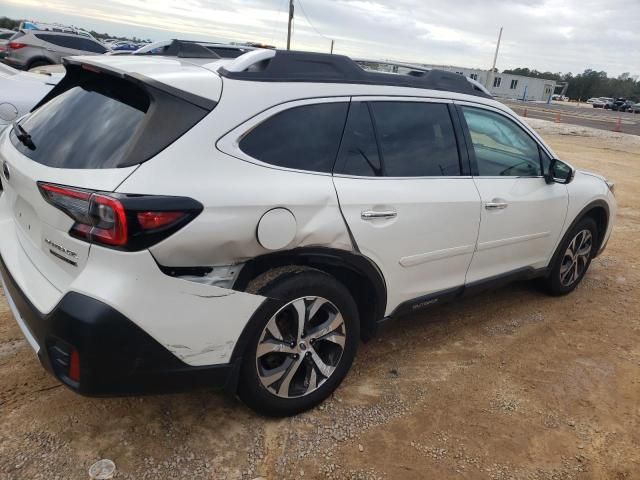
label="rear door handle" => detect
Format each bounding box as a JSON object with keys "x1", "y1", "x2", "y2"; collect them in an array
[
  {"x1": 485, "y1": 202, "x2": 508, "y2": 210},
  {"x1": 361, "y1": 209, "x2": 397, "y2": 220}
]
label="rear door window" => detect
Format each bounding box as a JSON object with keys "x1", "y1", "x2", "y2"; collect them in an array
[
  {"x1": 370, "y1": 101, "x2": 461, "y2": 177},
  {"x1": 239, "y1": 102, "x2": 349, "y2": 173},
  {"x1": 11, "y1": 75, "x2": 149, "y2": 168}
]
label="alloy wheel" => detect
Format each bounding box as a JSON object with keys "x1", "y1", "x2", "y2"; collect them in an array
[
  {"x1": 255, "y1": 296, "x2": 346, "y2": 398},
  {"x1": 559, "y1": 229, "x2": 593, "y2": 287}
]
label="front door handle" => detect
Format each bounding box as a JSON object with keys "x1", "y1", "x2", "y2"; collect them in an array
[
  {"x1": 485, "y1": 202, "x2": 508, "y2": 210},
  {"x1": 361, "y1": 209, "x2": 397, "y2": 220}
]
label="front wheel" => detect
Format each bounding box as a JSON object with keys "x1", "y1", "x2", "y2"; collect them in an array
[
  {"x1": 543, "y1": 217, "x2": 598, "y2": 295},
  {"x1": 238, "y1": 268, "x2": 359, "y2": 416}
]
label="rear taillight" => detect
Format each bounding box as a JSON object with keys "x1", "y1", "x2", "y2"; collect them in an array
[
  {"x1": 38, "y1": 182, "x2": 202, "y2": 250},
  {"x1": 8, "y1": 42, "x2": 27, "y2": 50}
]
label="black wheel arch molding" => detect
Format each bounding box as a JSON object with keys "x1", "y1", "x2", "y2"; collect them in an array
[
  {"x1": 232, "y1": 246, "x2": 387, "y2": 342},
  {"x1": 549, "y1": 199, "x2": 610, "y2": 269}
]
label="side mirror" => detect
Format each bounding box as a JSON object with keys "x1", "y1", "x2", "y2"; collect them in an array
[{"x1": 545, "y1": 159, "x2": 574, "y2": 185}]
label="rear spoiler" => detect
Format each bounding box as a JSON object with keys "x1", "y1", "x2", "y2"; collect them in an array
[{"x1": 32, "y1": 58, "x2": 218, "y2": 112}]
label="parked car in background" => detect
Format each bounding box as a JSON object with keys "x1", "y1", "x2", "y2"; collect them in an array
[
  {"x1": 0, "y1": 62, "x2": 61, "y2": 126},
  {"x1": 617, "y1": 100, "x2": 635, "y2": 112},
  {"x1": 110, "y1": 41, "x2": 141, "y2": 52},
  {"x1": 629, "y1": 103, "x2": 640, "y2": 114},
  {"x1": 2, "y1": 30, "x2": 108, "y2": 69},
  {"x1": 0, "y1": 50, "x2": 616, "y2": 416},
  {"x1": 0, "y1": 28, "x2": 16, "y2": 60},
  {"x1": 592, "y1": 97, "x2": 613, "y2": 108},
  {"x1": 130, "y1": 39, "x2": 257, "y2": 58},
  {"x1": 586, "y1": 97, "x2": 600, "y2": 104},
  {"x1": 609, "y1": 98, "x2": 628, "y2": 111}
]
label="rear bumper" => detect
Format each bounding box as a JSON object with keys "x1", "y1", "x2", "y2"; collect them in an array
[
  {"x1": 0, "y1": 253, "x2": 238, "y2": 396},
  {"x1": 2, "y1": 56, "x2": 26, "y2": 69}
]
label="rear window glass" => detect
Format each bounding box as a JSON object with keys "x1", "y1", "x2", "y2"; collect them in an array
[
  {"x1": 11, "y1": 76, "x2": 149, "y2": 168},
  {"x1": 239, "y1": 102, "x2": 348, "y2": 173}
]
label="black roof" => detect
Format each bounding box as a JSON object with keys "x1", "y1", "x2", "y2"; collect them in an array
[{"x1": 219, "y1": 50, "x2": 490, "y2": 98}]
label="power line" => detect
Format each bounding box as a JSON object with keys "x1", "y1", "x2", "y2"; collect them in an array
[{"x1": 296, "y1": 0, "x2": 331, "y2": 41}]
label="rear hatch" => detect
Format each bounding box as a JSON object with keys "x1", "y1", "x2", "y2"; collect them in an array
[{"x1": 0, "y1": 58, "x2": 219, "y2": 294}]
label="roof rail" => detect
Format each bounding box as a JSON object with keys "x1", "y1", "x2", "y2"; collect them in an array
[
  {"x1": 219, "y1": 50, "x2": 490, "y2": 98},
  {"x1": 355, "y1": 58, "x2": 492, "y2": 97}
]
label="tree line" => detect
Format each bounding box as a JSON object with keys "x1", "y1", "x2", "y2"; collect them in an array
[{"x1": 503, "y1": 67, "x2": 640, "y2": 102}]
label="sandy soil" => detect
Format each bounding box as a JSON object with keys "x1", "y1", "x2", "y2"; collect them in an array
[{"x1": 1, "y1": 121, "x2": 639, "y2": 480}]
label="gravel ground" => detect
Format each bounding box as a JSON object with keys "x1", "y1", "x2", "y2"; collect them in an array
[{"x1": 0, "y1": 119, "x2": 639, "y2": 479}]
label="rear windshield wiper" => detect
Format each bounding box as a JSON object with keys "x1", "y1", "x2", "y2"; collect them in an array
[{"x1": 12, "y1": 122, "x2": 36, "y2": 150}]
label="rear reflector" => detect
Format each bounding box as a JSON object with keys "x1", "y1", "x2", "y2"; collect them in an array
[
  {"x1": 37, "y1": 182, "x2": 203, "y2": 251},
  {"x1": 137, "y1": 211, "x2": 186, "y2": 230},
  {"x1": 68, "y1": 349, "x2": 81, "y2": 382}
]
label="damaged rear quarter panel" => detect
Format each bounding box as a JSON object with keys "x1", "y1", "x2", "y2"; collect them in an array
[{"x1": 116, "y1": 85, "x2": 353, "y2": 268}]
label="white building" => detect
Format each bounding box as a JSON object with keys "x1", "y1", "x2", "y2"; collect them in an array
[
  {"x1": 422, "y1": 64, "x2": 557, "y2": 102},
  {"x1": 357, "y1": 60, "x2": 558, "y2": 102}
]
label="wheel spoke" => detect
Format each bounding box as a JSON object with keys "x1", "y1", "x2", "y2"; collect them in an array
[
  {"x1": 307, "y1": 311, "x2": 344, "y2": 341},
  {"x1": 256, "y1": 339, "x2": 297, "y2": 357},
  {"x1": 567, "y1": 235, "x2": 578, "y2": 258},
  {"x1": 263, "y1": 316, "x2": 285, "y2": 342},
  {"x1": 304, "y1": 367, "x2": 318, "y2": 394},
  {"x1": 277, "y1": 356, "x2": 304, "y2": 396},
  {"x1": 307, "y1": 297, "x2": 330, "y2": 322},
  {"x1": 309, "y1": 349, "x2": 336, "y2": 378},
  {"x1": 291, "y1": 298, "x2": 307, "y2": 341},
  {"x1": 259, "y1": 357, "x2": 294, "y2": 389},
  {"x1": 568, "y1": 260, "x2": 578, "y2": 284},
  {"x1": 560, "y1": 261, "x2": 572, "y2": 280},
  {"x1": 318, "y1": 331, "x2": 346, "y2": 348}
]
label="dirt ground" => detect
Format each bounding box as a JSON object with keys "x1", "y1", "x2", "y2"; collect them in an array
[{"x1": 1, "y1": 120, "x2": 639, "y2": 480}]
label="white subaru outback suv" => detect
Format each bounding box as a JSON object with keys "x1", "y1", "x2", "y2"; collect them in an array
[{"x1": 0, "y1": 50, "x2": 615, "y2": 416}]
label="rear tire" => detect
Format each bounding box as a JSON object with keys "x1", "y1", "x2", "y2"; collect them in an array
[
  {"x1": 238, "y1": 268, "x2": 359, "y2": 416},
  {"x1": 543, "y1": 217, "x2": 598, "y2": 296},
  {"x1": 27, "y1": 60, "x2": 52, "y2": 70}
]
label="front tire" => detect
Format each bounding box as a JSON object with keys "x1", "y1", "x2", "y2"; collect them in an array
[
  {"x1": 238, "y1": 268, "x2": 359, "y2": 416},
  {"x1": 544, "y1": 217, "x2": 598, "y2": 295}
]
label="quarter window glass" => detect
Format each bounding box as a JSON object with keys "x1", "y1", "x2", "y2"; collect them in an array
[
  {"x1": 462, "y1": 107, "x2": 542, "y2": 177},
  {"x1": 240, "y1": 102, "x2": 348, "y2": 173},
  {"x1": 370, "y1": 102, "x2": 460, "y2": 177},
  {"x1": 336, "y1": 102, "x2": 381, "y2": 176}
]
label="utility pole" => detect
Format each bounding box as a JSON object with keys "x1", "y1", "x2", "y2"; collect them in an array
[
  {"x1": 485, "y1": 26, "x2": 503, "y2": 89},
  {"x1": 330, "y1": 39, "x2": 334, "y2": 54},
  {"x1": 286, "y1": 0, "x2": 294, "y2": 50}
]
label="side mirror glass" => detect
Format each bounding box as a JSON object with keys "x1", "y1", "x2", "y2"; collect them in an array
[{"x1": 545, "y1": 159, "x2": 574, "y2": 185}]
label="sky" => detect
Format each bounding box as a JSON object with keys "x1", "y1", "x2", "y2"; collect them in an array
[{"x1": 1, "y1": 0, "x2": 639, "y2": 77}]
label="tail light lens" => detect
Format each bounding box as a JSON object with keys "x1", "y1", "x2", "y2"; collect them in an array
[
  {"x1": 8, "y1": 42, "x2": 27, "y2": 50},
  {"x1": 38, "y1": 182, "x2": 202, "y2": 250}
]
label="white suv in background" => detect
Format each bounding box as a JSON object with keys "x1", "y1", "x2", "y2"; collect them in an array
[{"x1": 0, "y1": 50, "x2": 615, "y2": 416}]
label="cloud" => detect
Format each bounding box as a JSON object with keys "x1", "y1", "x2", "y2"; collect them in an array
[{"x1": 1, "y1": 0, "x2": 638, "y2": 76}]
